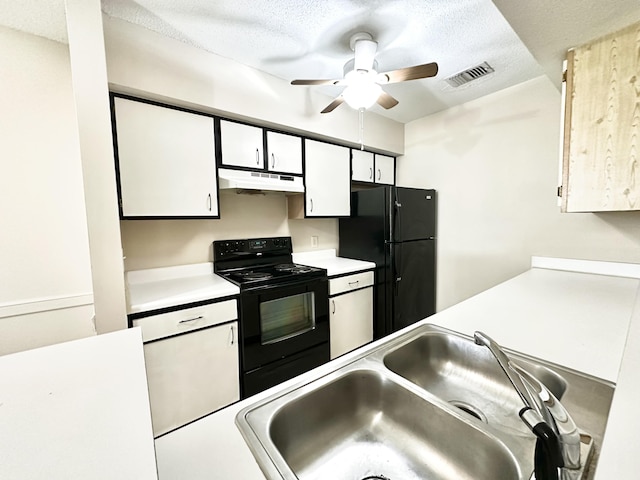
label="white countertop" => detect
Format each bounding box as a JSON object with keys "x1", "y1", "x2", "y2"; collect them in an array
[
  {"x1": 126, "y1": 263, "x2": 239, "y2": 315},
  {"x1": 0, "y1": 328, "x2": 158, "y2": 480},
  {"x1": 154, "y1": 258, "x2": 640, "y2": 480},
  {"x1": 292, "y1": 249, "x2": 375, "y2": 277},
  {"x1": 126, "y1": 253, "x2": 371, "y2": 315}
]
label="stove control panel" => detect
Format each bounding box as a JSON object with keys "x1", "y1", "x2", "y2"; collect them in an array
[{"x1": 214, "y1": 237, "x2": 292, "y2": 259}]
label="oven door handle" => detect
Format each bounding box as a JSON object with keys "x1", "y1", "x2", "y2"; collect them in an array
[{"x1": 242, "y1": 277, "x2": 326, "y2": 292}]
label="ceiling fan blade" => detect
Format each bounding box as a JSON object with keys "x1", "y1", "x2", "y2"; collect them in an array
[
  {"x1": 291, "y1": 79, "x2": 341, "y2": 86},
  {"x1": 378, "y1": 62, "x2": 439, "y2": 84},
  {"x1": 376, "y1": 91, "x2": 399, "y2": 109},
  {"x1": 321, "y1": 96, "x2": 344, "y2": 114}
]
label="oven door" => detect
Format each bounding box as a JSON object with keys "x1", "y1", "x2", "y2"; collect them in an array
[{"x1": 241, "y1": 277, "x2": 329, "y2": 372}]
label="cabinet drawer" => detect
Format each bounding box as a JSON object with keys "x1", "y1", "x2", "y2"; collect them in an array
[
  {"x1": 132, "y1": 299, "x2": 238, "y2": 342},
  {"x1": 329, "y1": 271, "x2": 374, "y2": 296}
]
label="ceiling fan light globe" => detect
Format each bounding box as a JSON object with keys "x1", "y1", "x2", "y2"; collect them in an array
[{"x1": 343, "y1": 82, "x2": 382, "y2": 110}]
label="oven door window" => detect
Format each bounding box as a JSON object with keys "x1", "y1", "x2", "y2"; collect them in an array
[{"x1": 260, "y1": 291, "x2": 316, "y2": 344}]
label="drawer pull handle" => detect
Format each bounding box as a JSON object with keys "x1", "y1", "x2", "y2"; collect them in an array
[
  {"x1": 348, "y1": 280, "x2": 359, "y2": 286},
  {"x1": 256, "y1": 148, "x2": 260, "y2": 165},
  {"x1": 229, "y1": 325, "x2": 235, "y2": 346},
  {"x1": 178, "y1": 315, "x2": 204, "y2": 324},
  {"x1": 332, "y1": 300, "x2": 336, "y2": 314}
]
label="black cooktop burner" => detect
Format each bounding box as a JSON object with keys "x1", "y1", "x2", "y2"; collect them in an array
[
  {"x1": 235, "y1": 271, "x2": 274, "y2": 281},
  {"x1": 274, "y1": 263, "x2": 315, "y2": 274}
]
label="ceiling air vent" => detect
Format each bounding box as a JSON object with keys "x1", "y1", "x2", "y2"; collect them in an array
[{"x1": 445, "y1": 62, "x2": 495, "y2": 87}]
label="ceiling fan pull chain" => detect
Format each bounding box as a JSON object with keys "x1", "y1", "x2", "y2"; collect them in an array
[{"x1": 358, "y1": 107, "x2": 365, "y2": 150}]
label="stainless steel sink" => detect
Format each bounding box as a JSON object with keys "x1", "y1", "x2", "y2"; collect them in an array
[
  {"x1": 383, "y1": 330, "x2": 568, "y2": 436},
  {"x1": 236, "y1": 324, "x2": 614, "y2": 480},
  {"x1": 266, "y1": 368, "x2": 521, "y2": 480}
]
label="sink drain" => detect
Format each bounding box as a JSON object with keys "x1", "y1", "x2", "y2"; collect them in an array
[{"x1": 449, "y1": 400, "x2": 488, "y2": 423}]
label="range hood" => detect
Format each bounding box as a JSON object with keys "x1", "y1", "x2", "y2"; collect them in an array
[{"x1": 218, "y1": 168, "x2": 304, "y2": 193}]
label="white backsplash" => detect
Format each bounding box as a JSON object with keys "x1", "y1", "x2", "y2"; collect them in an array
[{"x1": 120, "y1": 191, "x2": 339, "y2": 271}]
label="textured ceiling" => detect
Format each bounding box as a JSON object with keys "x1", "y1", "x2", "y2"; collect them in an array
[
  {"x1": 2, "y1": 0, "x2": 639, "y2": 123},
  {"x1": 100, "y1": 0, "x2": 544, "y2": 123}
]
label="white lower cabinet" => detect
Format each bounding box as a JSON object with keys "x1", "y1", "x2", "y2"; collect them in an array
[
  {"x1": 133, "y1": 301, "x2": 240, "y2": 437},
  {"x1": 329, "y1": 271, "x2": 374, "y2": 359}
]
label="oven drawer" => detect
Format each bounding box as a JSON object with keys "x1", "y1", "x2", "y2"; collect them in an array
[
  {"x1": 329, "y1": 271, "x2": 374, "y2": 296},
  {"x1": 132, "y1": 299, "x2": 238, "y2": 342}
]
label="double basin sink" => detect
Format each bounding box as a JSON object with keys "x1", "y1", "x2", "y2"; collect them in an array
[{"x1": 236, "y1": 324, "x2": 614, "y2": 480}]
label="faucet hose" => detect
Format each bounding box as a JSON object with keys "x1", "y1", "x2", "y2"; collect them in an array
[{"x1": 532, "y1": 421, "x2": 563, "y2": 480}]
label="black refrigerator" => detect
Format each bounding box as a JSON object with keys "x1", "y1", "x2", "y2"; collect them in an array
[{"x1": 339, "y1": 186, "x2": 436, "y2": 339}]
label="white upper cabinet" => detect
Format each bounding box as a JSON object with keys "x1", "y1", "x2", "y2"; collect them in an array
[
  {"x1": 113, "y1": 97, "x2": 218, "y2": 217},
  {"x1": 374, "y1": 154, "x2": 395, "y2": 185},
  {"x1": 266, "y1": 131, "x2": 303, "y2": 174},
  {"x1": 351, "y1": 150, "x2": 395, "y2": 185},
  {"x1": 219, "y1": 120, "x2": 264, "y2": 169},
  {"x1": 304, "y1": 140, "x2": 351, "y2": 217},
  {"x1": 351, "y1": 150, "x2": 374, "y2": 182}
]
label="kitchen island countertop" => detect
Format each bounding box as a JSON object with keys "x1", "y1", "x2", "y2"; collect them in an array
[{"x1": 154, "y1": 257, "x2": 640, "y2": 480}]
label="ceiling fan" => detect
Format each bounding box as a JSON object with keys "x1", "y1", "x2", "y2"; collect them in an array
[{"x1": 291, "y1": 32, "x2": 438, "y2": 114}]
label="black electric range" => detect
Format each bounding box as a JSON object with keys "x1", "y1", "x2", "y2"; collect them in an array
[{"x1": 213, "y1": 237, "x2": 329, "y2": 398}]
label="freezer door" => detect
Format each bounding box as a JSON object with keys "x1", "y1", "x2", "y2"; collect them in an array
[
  {"x1": 339, "y1": 187, "x2": 389, "y2": 263},
  {"x1": 392, "y1": 240, "x2": 436, "y2": 331},
  {"x1": 392, "y1": 187, "x2": 436, "y2": 242}
]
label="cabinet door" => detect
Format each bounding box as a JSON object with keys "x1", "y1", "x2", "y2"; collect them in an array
[
  {"x1": 330, "y1": 288, "x2": 373, "y2": 359},
  {"x1": 143, "y1": 322, "x2": 239, "y2": 437},
  {"x1": 375, "y1": 154, "x2": 395, "y2": 185},
  {"x1": 266, "y1": 131, "x2": 303, "y2": 174},
  {"x1": 114, "y1": 97, "x2": 218, "y2": 217},
  {"x1": 561, "y1": 22, "x2": 640, "y2": 212},
  {"x1": 220, "y1": 120, "x2": 264, "y2": 169},
  {"x1": 351, "y1": 150, "x2": 374, "y2": 182},
  {"x1": 304, "y1": 140, "x2": 351, "y2": 217}
]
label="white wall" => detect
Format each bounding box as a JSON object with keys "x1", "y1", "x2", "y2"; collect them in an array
[
  {"x1": 65, "y1": 0, "x2": 128, "y2": 333},
  {"x1": 103, "y1": 15, "x2": 404, "y2": 155},
  {"x1": 0, "y1": 26, "x2": 96, "y2": 353},
  {"x1": 399, "y1": 75, "x2": 640, "y2": 310}
]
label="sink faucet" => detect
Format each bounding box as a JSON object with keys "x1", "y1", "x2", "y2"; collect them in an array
[{"x1": 473, "y1": 331, "x2": 582, "y2": 480}]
